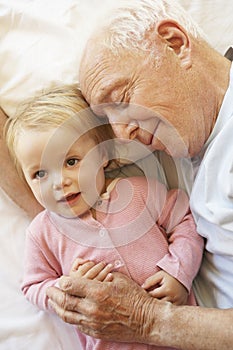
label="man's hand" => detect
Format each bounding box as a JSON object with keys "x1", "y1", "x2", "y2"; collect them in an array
[{"x1": 46, "y1": 272, "x2": 159, "y2": 343}]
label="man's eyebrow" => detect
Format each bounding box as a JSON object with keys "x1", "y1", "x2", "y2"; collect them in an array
[
  {"x1": 93, "y1": 87, "x2": 110, "y2": 104},
  {"x1": 90, "y1": 103, "x2": 106, "y2": 117},
  {"x1": 92, "y1": 81, "x2": 117, "y2": 104},
  {"x1": 92, "y1": 78, "x2": 128, "y2": 104}
]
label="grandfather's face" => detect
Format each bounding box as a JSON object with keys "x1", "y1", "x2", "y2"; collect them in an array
[{"x1": 80, "y1": 31, "x2": 205, "y2": 158}]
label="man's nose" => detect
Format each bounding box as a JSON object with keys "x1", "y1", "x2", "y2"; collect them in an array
[
  {"x1": 111, "y1": 121, "x2": 139, "y2": 140},
  {"x1": 104, "y1": 105, "x2": 139, "y2": 140}
]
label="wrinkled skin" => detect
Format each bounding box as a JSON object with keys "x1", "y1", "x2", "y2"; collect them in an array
[
  {"x1": 47, "y1": 272, "x2": 233, "y2": 350},
  {"x1": 47, "y1": 273, "x2": 160, "y2": 344},
  {"x1": 79, "y1": 22, "x2": 223, "y2": 159}
]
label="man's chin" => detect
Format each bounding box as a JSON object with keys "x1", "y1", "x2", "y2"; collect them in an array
[{"x1": 149, "y1": 140, "x2": 190, "y2": 158}]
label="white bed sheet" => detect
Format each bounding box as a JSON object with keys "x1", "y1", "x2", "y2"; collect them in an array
[
  {"x1": 0, "y1": 188, "x2": 79, "y2": 350},
  {"x1": 0, "y1": 1, "x2": 232, "y2": 349}
]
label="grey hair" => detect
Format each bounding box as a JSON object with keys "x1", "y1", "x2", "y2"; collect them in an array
[{"x1": 94, "y1": 0, "x2": 205, "y2": 52}]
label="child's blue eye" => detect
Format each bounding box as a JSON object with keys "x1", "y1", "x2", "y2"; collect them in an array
[
  {"x1": 35, "y1": 170, "x2": 47, "y2": 179},
  {"x1": 67, "y1": 158, "x2": 78, "y2": 167}
]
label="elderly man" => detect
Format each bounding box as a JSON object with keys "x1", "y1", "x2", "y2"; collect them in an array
[{"x1": 46, "y1": 0, "x2": 233, "y2": 348}]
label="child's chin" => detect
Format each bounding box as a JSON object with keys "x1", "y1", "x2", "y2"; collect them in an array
[{"x1": 56, "y1": 209, "x2": 78, "y2": 219}]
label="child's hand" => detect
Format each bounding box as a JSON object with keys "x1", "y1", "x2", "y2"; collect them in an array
[
  {"x1": 142, "y1": 270, "x2": 188, "y2": 305},
  {"x1": 70, "y1": 258, "x2": 113, "y2": 282}
]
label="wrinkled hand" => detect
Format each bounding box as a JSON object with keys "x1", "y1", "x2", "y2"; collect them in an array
[
  {"x1": 46, "y1": 272, "x2": 158, "y2": 343},
  {"x1": 142, "y1": 270, "x2": 188, "y2": 305}
]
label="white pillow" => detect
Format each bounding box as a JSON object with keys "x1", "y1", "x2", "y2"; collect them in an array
[{"x1": 0, "y1": 0, "x2": 93, "y2": 117}]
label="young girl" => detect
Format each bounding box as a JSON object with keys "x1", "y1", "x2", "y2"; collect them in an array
[{"x1": 5, "y1": 85, "x2": 203, "y2": 350}]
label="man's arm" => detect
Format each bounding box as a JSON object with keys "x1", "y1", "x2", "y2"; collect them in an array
[
  {"x1": 46, "y1": 272, "x2": 233, "y2": 350},
  {"x1": 0, "y1": 108, "x2": 43, "y2": 218},
  {"x1": 159, "y1": 301, "x2": 233, "y2": 350}
]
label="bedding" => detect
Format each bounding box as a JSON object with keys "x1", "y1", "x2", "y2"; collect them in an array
[
  {"x1": 0, "y1": 1, "x2": 232, "y2": 349},
  {"x1": 0, "y1": 186, "x2": 79, "y2": 350}
]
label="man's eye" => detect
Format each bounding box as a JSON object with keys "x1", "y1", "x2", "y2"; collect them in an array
[
  {"x1": 112, "y1": 94, "x2": 124, "y2": 106},
  {"x1": 114, "y1": 101, "x2": 122, "y2": 106},
  {"x1": 114, "y1": 101, "x2": 128, "y2": 109},
  {"x1": 35, "y1": 170, "x2": 47, "y2": 179},
  {"x1": 66, "y1": 158, "x2": 78, "y2": 167}
]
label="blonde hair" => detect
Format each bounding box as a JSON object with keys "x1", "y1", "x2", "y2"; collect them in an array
[
  {"x1": 92, "y1": 0, "x2": 205, "y2": 53},
  {"x1": 5, "y1": 85, "x2": 115, "y2": 178}
]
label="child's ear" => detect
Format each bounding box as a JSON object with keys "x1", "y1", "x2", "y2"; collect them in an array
[{"x1": 156, "y1": 19, "x2": 192, "y2": 68}]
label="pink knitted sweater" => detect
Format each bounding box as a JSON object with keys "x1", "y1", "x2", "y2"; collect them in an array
[{"x1": 22, "y1": 176, "x2": 203, "y2": 350}]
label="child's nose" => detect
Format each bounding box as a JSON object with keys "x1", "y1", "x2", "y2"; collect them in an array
[{"x1": 52, "y1": 174, "x2": 72, "y2": 190}]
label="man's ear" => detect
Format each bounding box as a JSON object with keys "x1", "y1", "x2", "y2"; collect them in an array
[
  {"x1": 103, "y1": 158, "x2": 109, "y2": 168},
  {"x1": 102, "y1": 151, "x2": 109, "y2": 168},
  {"x1": 156, "y1": 20, "x2": 192, "y2": 67}
]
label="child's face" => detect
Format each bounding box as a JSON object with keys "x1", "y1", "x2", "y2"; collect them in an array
[{"x1": 16, "y1": 126, "x2": 108, "y2": 218}]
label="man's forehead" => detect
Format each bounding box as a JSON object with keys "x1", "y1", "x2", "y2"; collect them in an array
[
  {"x1": 80, "y1": 49, "x2": 117, "y2": 101},
  {"x1": 80, "y1": 36, "x2": 104, "y2": 87}
]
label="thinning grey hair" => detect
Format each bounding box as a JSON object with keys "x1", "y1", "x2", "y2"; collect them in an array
[{"x1": 93, "y1": 0, "x2": 205, "y2": 52}]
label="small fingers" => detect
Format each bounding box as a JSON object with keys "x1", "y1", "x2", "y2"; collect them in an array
[
  {"x1": 71, "y1": 260, "x2": 113, "y2": 281},
  {"x1": 86, "y1": 262, "x2": 113, "y2": 281},
  {"x1": 141, "y1": 271, "x2": 162, "y2": 290},
  {"x1": 103, "y1": 273, "x2": 113, "y2": 282},
  {"x1": 70, "y1": 257, "x2": 87, "y2": 271},
  {"x1": 71, "y1": 258, "x2": 95, "y2": 273},
  {"x1": 148, "y1": 285, "x2": 166, "y2": 298}
]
